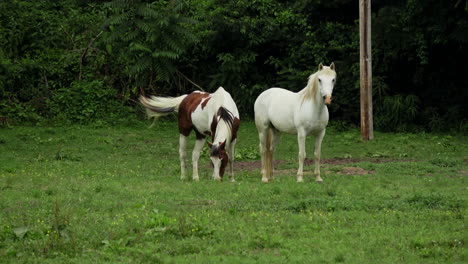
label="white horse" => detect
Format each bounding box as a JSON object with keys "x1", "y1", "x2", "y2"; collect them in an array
[
  {"x1": 254, "y1": 63, "x2": 336, "y2": 183},
  {"x1": 139, "y1": 87, "x2": 240, "y2": 181}
]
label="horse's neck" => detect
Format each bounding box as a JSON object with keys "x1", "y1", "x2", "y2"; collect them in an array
[
  {"x1": 299, "y1": 85, "x2": 324, "y2": 110},
  {"x1": 213, "y1": 120, "x2": 231, "y2": 146}
]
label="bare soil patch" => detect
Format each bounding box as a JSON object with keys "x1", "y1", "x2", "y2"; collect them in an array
[
  {"x1": 314, "y1": 157, "x2": 410, "y2": 165},
  {"x1": 232, "y1": 157, "x2": 413, "y2": 175},
  {"x1": 235, "y1": 157, "x2": 406, "y2": 172},
  {"x1": 337, "y1": 166, "x2": 374, "y2": 175}
]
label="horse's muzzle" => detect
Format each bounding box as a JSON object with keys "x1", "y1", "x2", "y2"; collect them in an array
[{"x1": 323, "y1": 95, "x2": 332, "y2": 105}]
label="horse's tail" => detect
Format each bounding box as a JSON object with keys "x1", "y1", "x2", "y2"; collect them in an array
[
  {"x1": 139, "y1": 94, "x2": 187, "y2": 119},
  {"x1": 265, "y1": 128, "x2": 273, "y2": 180}
]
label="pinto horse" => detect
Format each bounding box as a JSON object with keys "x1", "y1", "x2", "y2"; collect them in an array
[
  {"x1": 254, "y1": 63, "x2": 336, "y2": 183},
  {"x1": 139, "y1": 87, "x2": 240, "y2": 181}
]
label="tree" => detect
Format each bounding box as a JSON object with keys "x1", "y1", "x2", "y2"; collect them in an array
[{"x1": 104, "y1": 0, "x2": 199, "y2": 96}]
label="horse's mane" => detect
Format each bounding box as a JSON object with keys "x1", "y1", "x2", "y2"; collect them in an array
[
  {"x1": 300, "y1": 72, "x2": 319, "y2": 103},
  {"x1": 210, "y1": 106, "x2": 234, "y2": 144},
  {"x1": 217, "y1": 107, "x2": 234, "y2": 128}
]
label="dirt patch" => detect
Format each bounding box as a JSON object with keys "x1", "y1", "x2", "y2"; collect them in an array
[
  {"x1": 235, "y1": 160, "x2": 281, "y2": 171},
  {"x1": 234, "y1": 158, "x2": 384, "y2": 175},
  {"x1": 311, "y1": 157, "x2": 410, "y2": 165},
  {"x1": 273, "y1": 166, "x2": 374, "y2": 176},
  {"x1": 337, "y1": 166, "x2": 374, "y2": 175},
  {"x1": 235, "y1": 157, "x2": 406, "y2": 172}
]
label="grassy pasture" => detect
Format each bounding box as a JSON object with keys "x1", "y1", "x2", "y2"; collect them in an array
[{"x1": 0, "y1": 121, "x2": 466, "y2": 263}]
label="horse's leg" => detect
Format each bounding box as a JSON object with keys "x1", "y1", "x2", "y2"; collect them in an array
[
  {"x1": 296, "y1": 130, "x2": 307, "y2": 183},
  {"x1": 269, "y1": 129, "x2": 281, "y2": 180},
  {"x1": 191, "y1": 138, "x2": 205, "y2": 181},
  {"x1": 258, "y1": 129, "x2": 269, "y2": 183},
  {"x1": 179, "y1": 134, "x2": 188, "y2": 180},
  {"x1": 314, "y1": 129, "x2": 326, "y2": 183},
  {"x1": 228, "y1": 139, "x2": 237, "y2": 182}
]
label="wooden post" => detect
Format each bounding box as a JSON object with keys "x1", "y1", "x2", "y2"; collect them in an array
[{"x1": 359, "y1": 0, "x2": 374, "y2": 140}]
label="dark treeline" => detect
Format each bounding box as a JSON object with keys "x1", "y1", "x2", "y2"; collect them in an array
[{"x1": 0, "y1": 0, "x2": 466, "y2": 131}]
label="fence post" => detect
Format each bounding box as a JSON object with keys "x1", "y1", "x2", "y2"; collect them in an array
[{"x1": 359, "y1": 0, "x2": 374, "y2": 140}]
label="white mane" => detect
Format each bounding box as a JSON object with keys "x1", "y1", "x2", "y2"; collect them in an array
[{"x1": 300, "y1": 67, "x2": 336, "y2": 103}]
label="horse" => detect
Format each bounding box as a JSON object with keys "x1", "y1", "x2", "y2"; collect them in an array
[
  {"x1": 139, "y1": 87, "x2": 240, "y2": 182},
  {"x1": 254, "y1": 63, "x2": 336, "y2": 183}
]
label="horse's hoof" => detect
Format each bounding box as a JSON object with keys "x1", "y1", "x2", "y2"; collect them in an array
[
  {"x1": 262, "y1": 178, "x2": 269, "y2": 183},
  {"x1": 316, "y1": 180, "x2": 323, "y2": 184},
  {"x1": 193, "y1": 177, "x2": 200, "y2": 182}
]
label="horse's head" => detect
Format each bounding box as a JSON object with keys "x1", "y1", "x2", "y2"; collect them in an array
[
  {"x1": 317, "y1": 63, "x2": 337, "y2": 105},
  {"x1": 207, "y1": 140, "x2": 228, "y2": 180}
]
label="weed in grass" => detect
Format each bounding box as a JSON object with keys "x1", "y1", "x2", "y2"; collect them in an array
[
  {"x1": 12, "y1": 226, "x2": 29, "y2": 240},
  {"x1": 366, "y1": 151, "x2": 390, "y2": 158},
  {"x1": 326, "y1": 188, "x2": 337, "y2": 197},
  {"x1": 405, "y1": 193, "x2": 464, "y2": 210},
  {"x1": 334, "y1": 253, "x2": 346, "y2": 263},
  {"x1": 2, "y1": 167, "x2": 17, "y2": 173},
  {"x1": 410, "y1": 238, "x2": 465, "y2": 259},
  {"x1": 429, "y1": 158, "x2": 459, "y2": 168},
  {"x1": 44, "y1": 129, "x2": 56, "y2": 135},
  {"x1": 235, "y1": 147, "x2": 260, "y2": 160},
  {"x1": 54, "y1": 150, "x2": 81, "y2": 162},
  {"x1": 42, "y1": 201, "x2": 76, "y2": 255},
  {"x1": 145, "y1": 210, "x2": 176, "y2": 231},
  {"x1": 248, "y1": 232, "x2": 282, "y2": 250}
]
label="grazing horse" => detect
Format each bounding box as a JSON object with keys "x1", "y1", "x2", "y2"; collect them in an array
[
  {"x1": 139, "y1": 87, "x2": 240, "y2": 181},
  {"x1": 254, "y1": 63, "x2": 336, "y2": 183}
]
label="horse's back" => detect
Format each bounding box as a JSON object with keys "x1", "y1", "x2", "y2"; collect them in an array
[
  {"x1": 189, "y1": 87, "x2": 239, "y2": 135},
  {"x1": 255, "y1": 87, "x2": 297, "y2": 108},
  {"x1": 212, "y1": 87, "x2": 239, "y2": 117},
  {"x1": 254, "y1": 88, "x2": 298, "y2": 133}
]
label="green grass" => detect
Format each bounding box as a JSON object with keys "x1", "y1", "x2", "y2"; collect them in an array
[{"x1": 0, "y1": 121, "x2": 466, "y2": 263}]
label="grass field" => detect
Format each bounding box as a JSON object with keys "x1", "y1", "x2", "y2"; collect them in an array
[{"x1": 0, "y1": 121, "x2": 466, "y2": 263}]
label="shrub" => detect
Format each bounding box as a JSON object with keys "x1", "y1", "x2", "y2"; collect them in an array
[{"x1": 49, "y1": 80, "x2": 122, "y2": 124}]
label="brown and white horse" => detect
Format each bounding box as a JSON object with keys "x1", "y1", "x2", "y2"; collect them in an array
[{"x1": 139, "y1": 87, "x2": 240, "y2": 181}]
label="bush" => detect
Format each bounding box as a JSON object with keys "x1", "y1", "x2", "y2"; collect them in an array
[{"x1": 49, "y1": 81, "x2": 124, "y2": 124}]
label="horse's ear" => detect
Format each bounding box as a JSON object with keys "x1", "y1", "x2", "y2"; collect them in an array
[
  {"x1": 330, "y1": 62, "x2": 335, "y2": 71},
  {"x1": 318, "y1": 63, "x2": 324, "y2": 70},
  {"x1": 219, "y1": 139, "x2": 226, "y2": 149}
]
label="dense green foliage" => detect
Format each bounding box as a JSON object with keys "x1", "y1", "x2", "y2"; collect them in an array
[
  {"x1": 0, "y1": 121, "x2": 466, "y2": 262},
  {"x1": 0, "y1": 0, "x2": 467, "y2": 131}
]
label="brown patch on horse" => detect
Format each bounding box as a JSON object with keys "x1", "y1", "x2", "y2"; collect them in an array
[
  {"x1": 210, "y1": 114, "x2": 218, "y2": 141},
  {"x1": 219, "y1": 150, "x2": 228, "y2": 177},
  {"x1": 194, "y1": 129, "x2": 205, "y2": 140},
  {"x1": 231, "y1": 117, "x2": 240, "y2": 142},
  {"x1": 178, "y1": 92, "x2": 211, "y2": 137},
  {"x1": 201, "y1": 97, "x2": 211, "y2": 109}
]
